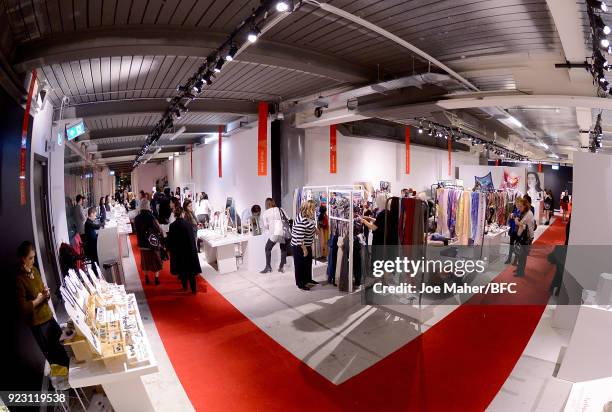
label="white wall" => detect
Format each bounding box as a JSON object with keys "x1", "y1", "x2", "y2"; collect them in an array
[
  {"x1": 165, "y1": 123, "x2": 272, "y2": 213},
  {"x1": 131, "y1": 162, "x2": 167, "y2": 195},
  {"x1": 305, "y1": 127, "x2": 479, "y2": 196}
]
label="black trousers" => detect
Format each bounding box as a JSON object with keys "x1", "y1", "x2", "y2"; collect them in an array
[
  {"x1": 516, "y1": 240, "x2": 532, "y2": 276},
  {"x1": 265, "y1": 239, "x2": 287, "y2": 268},
  {"x1": 180, "y1": 273, "x2": 197, "y2": 293},
  {"x1": 31, "y1": 318, "x2": 69, "y2": 368},
  {"x1": 292, "y1": 245, "x2": 313, "y2": 288}
]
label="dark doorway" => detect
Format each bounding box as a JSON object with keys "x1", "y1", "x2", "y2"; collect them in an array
[{"x1": 33, "y1": 154, "x2": 66, "y2": 321}]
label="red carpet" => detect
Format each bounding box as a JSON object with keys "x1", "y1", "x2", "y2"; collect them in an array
[{"x1": 131, "y1": 219, "x2": 566, "y2": 412}]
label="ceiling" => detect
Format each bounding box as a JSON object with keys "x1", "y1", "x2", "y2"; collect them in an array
[{"x1": 1, "y1": 0, "x2": 608, "y2": 171}]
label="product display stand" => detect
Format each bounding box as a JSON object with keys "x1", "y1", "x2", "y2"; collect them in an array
[
  {"x1": 61, "y1": 266, "x2": 158, "y2": 411},
  {"x1": 197, "y1": 229, "x2": 250, "y2": 274}
]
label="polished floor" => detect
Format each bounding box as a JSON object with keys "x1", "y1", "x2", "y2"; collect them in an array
[{"x1": 122, "y1": 218, "x2": 573, "y2": 411}]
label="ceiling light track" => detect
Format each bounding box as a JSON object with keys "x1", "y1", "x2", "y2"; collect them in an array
[{"x1": 131, "y1": 0, "x2": 298, "y2": 169}]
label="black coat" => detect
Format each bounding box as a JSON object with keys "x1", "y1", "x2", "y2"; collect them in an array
[
  {"x1": 84, "y1": 218, "x2": 100, "y2": 256},
  {"x1": 167, "y1": 217, "x2": 202, "y2": 277},
  {"x1": 134, "y1": 210, "x2": 162, "y2": 249}
]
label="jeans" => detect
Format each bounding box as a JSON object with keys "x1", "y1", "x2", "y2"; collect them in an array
[
  {"x1": 516, "y1": 239, "x2": 532, "y2": 276},
  {"x1": 31, "y1": 318, "x2": 69, "y2": 367},
  {"x1": 506, "y1": 233, "x2": 517, "y2": 262},
  {"x1": 265, "y1": 239, "x2": 287, "y2": 269},
  {"x1": 292, "y1": 245, "x2": 313, "y2": 288}
]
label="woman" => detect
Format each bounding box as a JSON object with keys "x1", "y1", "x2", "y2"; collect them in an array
[
  {"x1": 360, "y1": 194, "x2": 388, "y2": 246},
  {"x1": 84, "y1": 207, "x2": 101, "y2": 275},
  {"x1": 98, "y1": 197, "x2": 107, "y2": 228},
  {"x1": 167, "y1": 206, "x2": 202, "y2": 294},
  {"x1": 526, "y1": 171, "x2": 543, "y2": 201},
  {"x1": 195, "y1": 192, "x2": 211, "y2": 228},
  {"x1": 504, "y1": 197, "x2": 522, "y2": 265},
  {"x1": 561, "y1": 191, "x2": 570, "y2": 222},
  {"x1": 291, "y1": 200, "x2": 317, "y2": 291},
  {"x1": 134, "y1": 199, "x2": 163, "y2": 286},
  {"x1": 183, "y1": 199, "x2": 199, "y2": 244},
  {"x1": 16, "y1": 241, "x2": 70, "y2": 385},
  {"x1": 128, "y1": 192, "x2": 137, "y2": 210},
  {"x1": 104, "y1": 195, "x2": 111, "y2": 212},
  {"x1": 514, "y1": 198, "x2": 535, "y2": 277},
  {"x1": 543, "y1": 189, "x2": 554, "y2": 225},
  {"x1": 260, "y1": 198, "x2": 288, "y2": 273}
]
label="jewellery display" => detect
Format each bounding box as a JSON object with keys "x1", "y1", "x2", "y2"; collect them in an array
[{"x1": 61, "y1": 268, "x2": 151, "y2": 368}]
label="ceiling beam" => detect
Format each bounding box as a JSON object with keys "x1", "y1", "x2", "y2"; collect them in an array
[
  {"x1": 13, "y1": 26, "x2": 371, "y2": 83},
  {"x1": 61, "y1": 98, "x2": 256, "y2": 120},
  {"x1": 85, "y1": 125, "x2": 219, "y2": 141},
  {"x1": 437, "y1": 95, "x2": 612, "y2": 111}
]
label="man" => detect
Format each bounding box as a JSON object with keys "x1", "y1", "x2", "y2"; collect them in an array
[
  {"x1": 158, "y1": 188, "x2": 172, "y2": 224},
  {"x1": 73, "y1": 194, "x2": 86, "y2": 235},
  {"x1": 84, "y1": 207, "x2": 101, "y2": 275}
]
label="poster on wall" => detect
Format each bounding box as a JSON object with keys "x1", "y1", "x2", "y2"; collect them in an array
[
  {"x1": 525, "y1": 171, "x2": 544, "y2": 202},
  {"x1": 499, "y1": 169, "x2": 521, "y2": 194},
  {"x1": 474, "y1": 172, "x2": 494, "y2": 191}
]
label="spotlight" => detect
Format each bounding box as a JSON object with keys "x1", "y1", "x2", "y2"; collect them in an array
[
  {"x1": 428, "y1": 129, "x2": 433, "y2": 136},
  {"x1": 247, "y1": 26, "x2": 260, "y2": 43},
  {"x1": 176, "y1": 85, "x2": 188, "y2": 92},
  {"x1": 418, "y1": 127, "x2": 423, "y2": 134},
  {"x1": 602, "y1": 38, "x2": 610, "y2": 48},
  {"x1": 203, "y1": 71, "x2": 213, "y2": 85},
  {"x1": 192, "y1": 80, "x2": 204, "y2": 93},
  {"x1": 276, "y1": 1, "x2": 289, "y2": 12},
  {"x1": 214, "y1": 57, "x2": 225, "y2": 73},
  {"x1": 226, "y1": 44, "x2": 238, "y2": 61}
]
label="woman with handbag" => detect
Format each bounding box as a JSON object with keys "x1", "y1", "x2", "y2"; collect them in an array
[
  {"x1": 291, "y1": 200, "x2": 317, "y2": 291},
  {"x1": 260, "y1": 198, "x2": 288, "y2": 273},
  {"x1": 134, "y1": 199, "x2": 164, "y2": 285},
  {"x1": 167, "y1": 206, "x2": 202, "y2": 294}
]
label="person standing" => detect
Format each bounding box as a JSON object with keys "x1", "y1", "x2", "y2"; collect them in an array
[
  {"x1": 98, "y1": 197, "x2": 107, "y2": 228},
  {"x1": 504, "y1": 197, "x2": 522, "y2": 265},
  {"x1": 134, "y1": 199, "x2": 163, "y2": 286},
  {"x1": 183, "y1": 199, "x2": 199, "y2": 244},
  {"x1": 104, "y1": 195, "x2": 111, "y2": 212},
  {"x1": 561, "y1": 191, "x2": 570, "y2": 222},
  {"x1": 73, "y1": 194, "x2": 86, "y2": 235},
  {"x1": 167, "y1": 206, "x2": 202, "y2": 294},
  {"x1": 260, "y1": 198, "x2": 288, "y2": 273},
  {"x1": 16, "y1": 241, "x2": 70, "y2": 385},
  {"x1": 158, "y1": 188, "x2": 172, "y2": 224},
  {"x1": 514, "y1": 198, "x2": 535, "y2": 277},
  {"x1": 543, "y1": 189, "x2": 553, "y2": 225},
  {"x1": 291, "y1": 200, "x2": 317, "y2": 291},
  {"x1": 84, "y1": 207, "x2": 101, "y2": 275},
  {"x1": 195, "y1": 192, "x2": 211, "y2": 228}
]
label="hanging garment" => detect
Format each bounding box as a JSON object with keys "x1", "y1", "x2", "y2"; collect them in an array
[
  {"x1": 474, "y1": 193, "x2": 486, "y2": 245},
  {"x1": 385, "y1": 197, "x2": 400, "y2": 245},
  {"x1": 338, "y1": 236, "x2": 350, "y2": 292},
  {"x1": 471, "y1": 192, "x2": 480, "y2": 242},
  {"x1": 399, "y1": 198, "x2": 416, "y2": 245},
  {"x1": 459, "y1": 192, "x2": 471, "y2": 244},
  {"x1": 326, "y1": 234, "x2": 338, "y2": 284},
  {"x1": 437, "y1": 188, "x2": 449, "y2": 237},
  {"x1": 353, "y1": 237, "x2": 362, "y2": 287},
  {"x1": 335, "y1": 235, "x2": 345, "y2": 287}
]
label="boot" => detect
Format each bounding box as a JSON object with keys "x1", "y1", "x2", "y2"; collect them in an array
[
  {"x1": 260, "y1": 266, "x2": 272, "y2": 274},
  {"x1": 145, "y1": 275, "x2": 150, "y2": 285},
  {"x1": 155, "y1": 276, "x2": 160, "y2": 286},
  {"x1": 278, "y1": 266, "x2": 285, "y2": 273}
]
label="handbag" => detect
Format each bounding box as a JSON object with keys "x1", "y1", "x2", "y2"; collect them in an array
[
  {"x1": 279, "y1": 208, "x2": 292, "y2": 244},
  {"x1": 147, "y1": 230, "x2": 161, "y2": 250}
]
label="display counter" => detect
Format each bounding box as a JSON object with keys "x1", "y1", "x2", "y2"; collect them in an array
[{"x1": 197, "y1": 229, "x2": 250, "y2": 274}]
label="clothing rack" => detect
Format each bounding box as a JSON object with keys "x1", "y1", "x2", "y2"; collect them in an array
[{"x1": 431, "y1": 181, "x2": 464, "y2": 232}]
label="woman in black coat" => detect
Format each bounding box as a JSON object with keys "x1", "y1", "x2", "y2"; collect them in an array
[{"x1": 167, "y1": 206, "x2": 202, "y2": 294}]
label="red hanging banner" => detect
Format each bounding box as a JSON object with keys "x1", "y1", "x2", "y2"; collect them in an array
[
  {"x1": 218, "y1": 125, "x2": 223, "y2": 178},
  {"x1": 496, "y1": 158, "x2": 501, "y2": 166},
  {"x1": 538, "y1": 162, "x2": 543, "y2": 173},
  {"x1": 330, "y1": 124, "x2": 337, "y2": 174},
  {"x1": 405, "y1": 127, "x2": 411, "y2": 175},
  {"x1": 257, "y1": 102, "x2": 268, "y2": 176},
  {"x1": 20, "y1": 69, "x2": 38, "y2": 206},
  {"x1": 447, "y1": 137, "x2": 452, "y2": 176}
]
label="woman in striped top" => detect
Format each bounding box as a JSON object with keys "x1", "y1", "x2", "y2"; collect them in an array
[{"x1": 291, "y1": 200, "x2": 317, "y2": 291}]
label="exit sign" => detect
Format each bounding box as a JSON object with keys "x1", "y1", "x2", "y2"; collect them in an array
[{"x1": 66, "y1": 121, "x2": 86, "y2": 140}]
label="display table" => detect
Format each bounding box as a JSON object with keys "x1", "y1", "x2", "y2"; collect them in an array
[
  {"x1": 102, "y1": 206, "x2": 133, "y2": 258},
  {"x1": 197, "y1": 229, "x2": 250, "y2": 274},
  {"x1": 557, "y1": 304, "x2": 612, "y2": 382},
  {"x1": 483, "y1": 228, "x2": 506, "y2": 262},
  {"x1": 563, "y1": 376, "x2": 612, "y2": 411},
  {"x1": 246, "y1": 233, "x2": 292, "y2": 272}
]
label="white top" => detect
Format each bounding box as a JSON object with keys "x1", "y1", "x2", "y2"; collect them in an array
[
  {"x1": 261, "y1": 207, "x2": 285, "y2": 239},
  {"x1": 517, "y1": 209, "x2": 535, "y2": 241},
  {"x1": 195, "y1": 199, "x2": 211, "y2": 216}
]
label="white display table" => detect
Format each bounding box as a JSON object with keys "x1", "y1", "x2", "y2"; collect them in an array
[
  {"x1": 69, "y1": 355, "x2": 158, "y2": 412},
  {"x1": 197, "y1": 229, "x2": 250, "y2": 274},
  {"x1": 563, "y1": 376, "x2": 612, "y2": 412},
  {"x1": 557, "y1": 304, "x2": 612, "y2": 382}
]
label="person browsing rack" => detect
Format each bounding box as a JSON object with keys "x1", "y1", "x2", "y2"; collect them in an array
[{"x1": 291, "y1": 200, "x2": 317, "y2": 291}]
